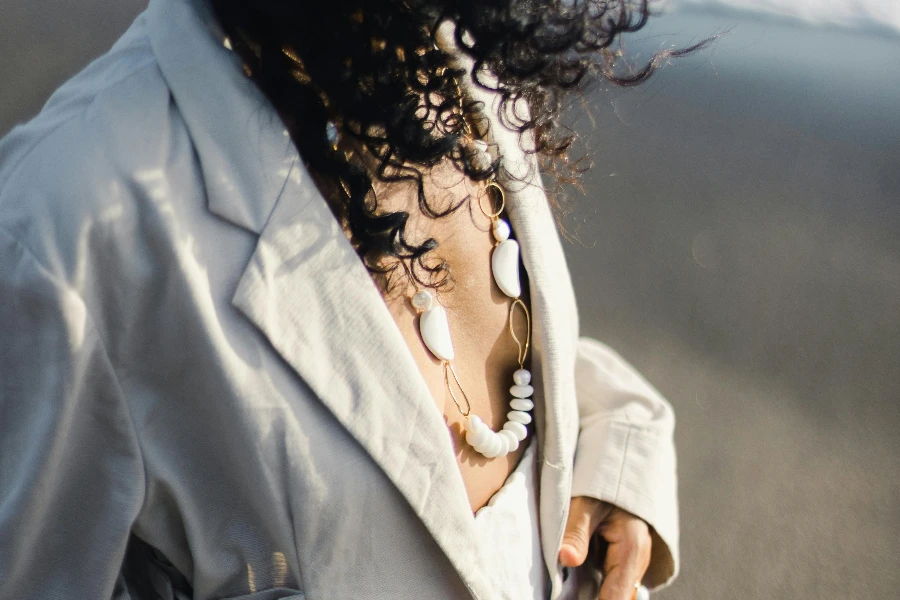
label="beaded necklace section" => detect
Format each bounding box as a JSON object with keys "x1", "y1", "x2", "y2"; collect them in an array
[
  {"x1": 324, "y1": 70, "x2": 535, "y2": 459},
  {"x1": 409, "y1": 130, "x2": 534, "y2": 459}
]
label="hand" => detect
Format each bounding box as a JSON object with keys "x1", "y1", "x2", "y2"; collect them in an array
[{"x1": 558, "y1": 497, "x2": 652, "y2": 600}]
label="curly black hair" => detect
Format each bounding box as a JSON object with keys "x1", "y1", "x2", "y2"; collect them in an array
[{"x1": 208, "y1": 0, "x2": 710, "y2": 289}]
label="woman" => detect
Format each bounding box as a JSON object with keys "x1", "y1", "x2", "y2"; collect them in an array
[{"x1": 0, "y1": 0, "x2": 695, "y2": 598}]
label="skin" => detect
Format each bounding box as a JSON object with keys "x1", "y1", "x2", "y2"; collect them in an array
[
  {"x1": 361, "y1": 158, "x2": 653, "y2": 600},
  {"x1": 560, "y1": 498, "x2": 653, "y2": 600}
]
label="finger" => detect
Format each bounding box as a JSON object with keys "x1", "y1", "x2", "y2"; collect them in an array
[
  {"x1": 558, "y1": 497, "x2": 611, "y2": 568},
  {"x1": 597, "y1": 514, "x2": 652, "y2": 600}
]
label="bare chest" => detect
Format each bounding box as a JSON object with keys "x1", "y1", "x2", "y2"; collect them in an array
[{"x1": 376, "y1": 180, "x2": 532, "y2": 512}]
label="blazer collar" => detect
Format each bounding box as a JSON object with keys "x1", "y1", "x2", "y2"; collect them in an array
[{"x1": 147, "y1": 0, "x2": 293, "y2": 233}]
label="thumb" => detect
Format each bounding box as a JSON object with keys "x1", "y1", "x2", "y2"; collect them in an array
[{"x1": 558, "y1": 497, "x2": 612, "y2": 568}]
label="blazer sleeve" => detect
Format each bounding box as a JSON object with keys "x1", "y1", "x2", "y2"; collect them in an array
[
  {"x1": 0, "y1": 230, "x2": 144, "y2": 599},
  {"x1": 570, "y1": 336, "x2": 679, "y2": 589}
]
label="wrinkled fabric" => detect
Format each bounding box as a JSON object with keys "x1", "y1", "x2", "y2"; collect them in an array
[{"x1": 0, "y1": 0, "x2": 679, "y2": 598}]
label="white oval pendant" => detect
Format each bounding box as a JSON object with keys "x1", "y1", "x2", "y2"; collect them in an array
[
  {"x1": 491, "y1": 239, "x2": 521, "y2": 298},
  {"x1": 419, "y1": 304, "x2": 455, "y2": 361}
]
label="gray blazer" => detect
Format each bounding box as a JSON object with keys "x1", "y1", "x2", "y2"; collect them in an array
[{"x1": 0, "y1": 0, "x2": 679, "y2": 598}]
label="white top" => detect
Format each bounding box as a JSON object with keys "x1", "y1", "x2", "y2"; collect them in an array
[
  {"x1": 474, "y1": 441, "x2": 548, "y2": 600},
  {"x1": 474, "y1": 442, "x2": 598, "y2": 600}
]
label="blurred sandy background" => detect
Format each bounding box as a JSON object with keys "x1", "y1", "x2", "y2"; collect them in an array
[{"x1": 2, "y1": 1, "x2": 898, "y2": 599}]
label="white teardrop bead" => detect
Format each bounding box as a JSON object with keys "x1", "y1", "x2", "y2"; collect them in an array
[
  {"x1": 493, "y1": 435, "x2": 510, "y2": 458},
  {"x1": 419, "y1": 304, "x2": 454, "y2": 361},
  {"x1": 499, "y1": 429, "x2": 519, "y2": 452},
  {"x1": 492, "y1": 219, "x2": 511, "y2": 243},
  {"x1": 635, "y1": 586, "x2": 650, "y2": 600},
  {"x1": 507, "y1": 410, "x2": 532, "y2": 425},
  {"x1": 513, "y1": 369, "x2": 531, "y2": 385},
  {"x1": 510, "y1": 398, "x2": 534, "y2": 411},
  {"x1": 510, "y1": 384, "x2": 534, "y2": 398},
  {"x1": 491, "y1": 239, "x2": 521, "y2": 298},
  {"x1": 503, "y1": 420, "x2": 528, "y2": 441}
]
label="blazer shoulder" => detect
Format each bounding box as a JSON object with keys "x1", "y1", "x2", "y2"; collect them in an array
[
  {"x1": 0, "y1": 15, "x2": 198, "y2": 282},
  {"x1": 0, "y1": 14, "x2": 164, "y2": 185}
]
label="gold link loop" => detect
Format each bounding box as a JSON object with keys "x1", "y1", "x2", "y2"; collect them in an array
[
  {"x1": 444, "y1": 361, "x2": 472, "y2": 417},
  {"x1": 509, "y1": 297, "x2": 531, "y2": 368},
  {"x1": 477, "y1": 182, "x2": 506, "y2": 220}
]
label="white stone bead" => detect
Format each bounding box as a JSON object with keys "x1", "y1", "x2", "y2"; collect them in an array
[
  {"x1": 492, "y1": 219, "x2": 511, "y2": 243},
  {"x1": 466, "y1": 415, "x2": 488, "y2": 441},
  {"x1": 510, "y1": 384, "x2": 534, "y2": 398},
  {"x1": 510, "y1": 398, "x2": 534, "y2": 411},
  {"x1": 471, "y1": 150, "x2": 493, "y2": 172},
  {"x1": 475, "y1": 425, "x2": 494, "y2": 446},
  {"x1": 507, "y1": 410, "x2": 532, "y2": 425},
  {"x1": 465, "y1": 428, "x2": 481, "y2": 448},
  {"x1": 465, "y1": 416, "x2": 489, "y2": 447},
  {"x1": 499, "y1": 429, "x2": 519, "y2": 452},
  {"x1": 513, "y1": 369, "x2": 531, "y2": 385},
  {"x1": 474, "y1": 425, "x2": 493, "y2": 448},
  {"x1": 472, "y1": 432, "x2": 491, "y2": 454},
  {"x1": 481, "y1": 433, "x2": 503, "y2": 458},
  {"x1": 493, "y1": 435, "x2": 510, "y2": 458},
  {"x1": 491, "y1": 239, "x2": 521, "y2": 298},
  {"x1": 411, "y1": 290, "x2": 434, "y2": 311},
  {"x1": 636, "y1": 586, "x2": 650, "y2": 600},
  {"x1": 465, "y1": 138, "x2": 492, "y2": 171},
  {"x1": 419, "y1": 304, "x2": 454, "y2": 361},
  {"x1": 503, "y1": 420, "x2": 528, "y2": 441}
]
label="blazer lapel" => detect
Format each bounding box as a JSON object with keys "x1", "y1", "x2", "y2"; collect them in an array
[
  {"x1": 149, "y1": 1, "x2": 493, "y2": 595},
  {"x1": 231, "y1": 158, "x2": 495, "y2": 600}
]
